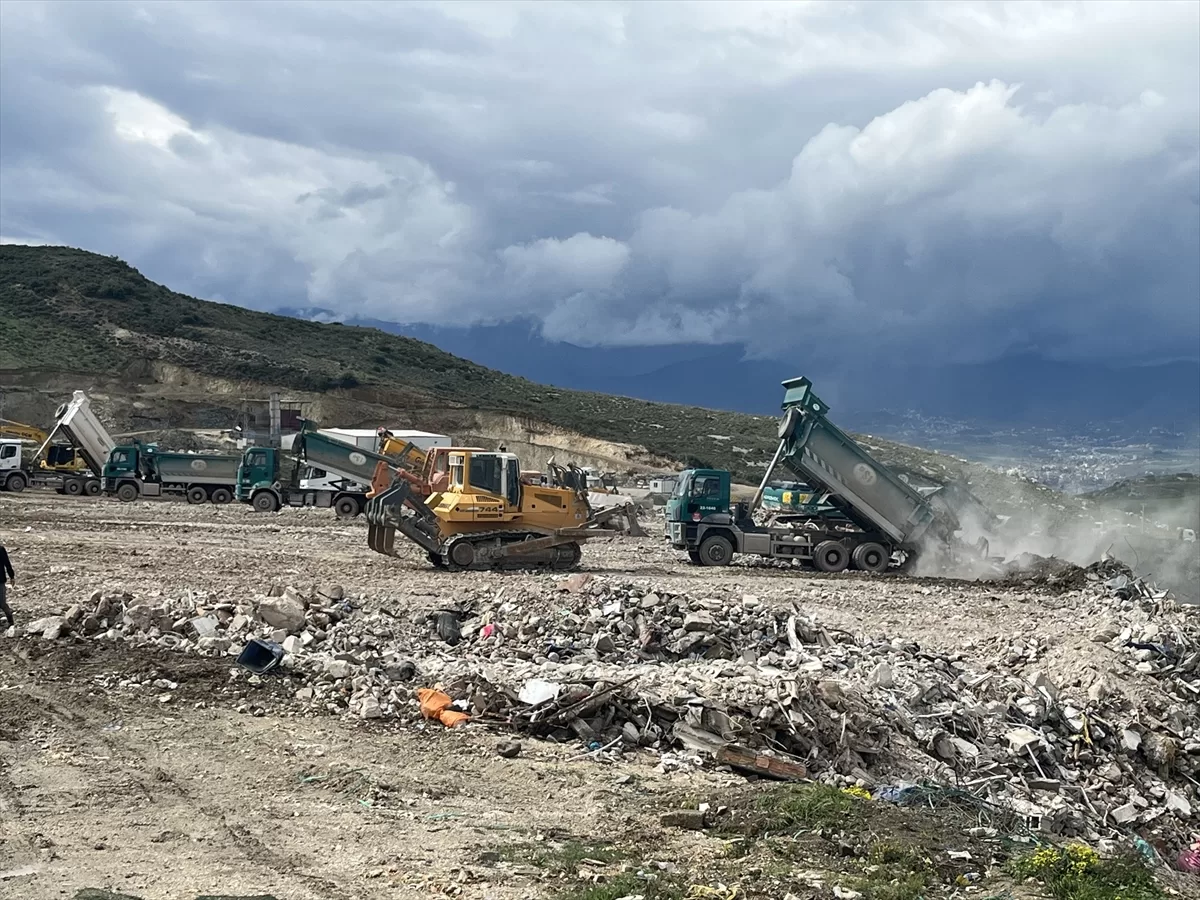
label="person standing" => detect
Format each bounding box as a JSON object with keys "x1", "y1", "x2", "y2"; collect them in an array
[{"x1": 0, "y1": 541, "x2": 14, "y2": 627}]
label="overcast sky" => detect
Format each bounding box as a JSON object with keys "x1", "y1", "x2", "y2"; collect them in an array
[{"x1": 1, "y1": 0, "x2": 1197, "y2": 366}]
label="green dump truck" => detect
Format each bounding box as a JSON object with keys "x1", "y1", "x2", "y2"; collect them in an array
[
  {"x1": 236, "y1": 425, "x2": 372, "y2": 518},
  {"x1": 666, "y1": 376, "x2": 965, "y2": 572},
  {"x1": 104, "y1": 445, "x2": 241, "y2": 504}
]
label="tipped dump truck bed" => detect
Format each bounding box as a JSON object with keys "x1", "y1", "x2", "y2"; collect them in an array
[
  {"x1": 775, "y1": 377, "x2": 943, "y2": 546},
  {"x1": 39, "y1": 391, "x2": 116, "y2": 477}
]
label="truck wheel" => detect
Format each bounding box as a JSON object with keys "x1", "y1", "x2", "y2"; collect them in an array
[
  {"x1": 851, "y1": 542, "x2": 889, "y2": 573},
  {"x1": 210, "y1": 487, "x2": 232, "y2": 504},
  {"x1": 186, "y1": 486, "x2": 208, "y2": 504},
  {"x1": 813, "y1": 540, "x2": 849, "y2": 573},
  {"x1": 334, "y1": 496, "x2": 360, "y2": 519},
  {"x1": 687, "y1": 550, "x2": 703, "y2": 565},
  {"x1": 5, "y1": 473, "x2": 27, "y2": 493},
  {"x1": 698, "y1": 534, "x2": 733, "y2": 567},
  {"x1": 116, "y1": 483, "x2": 138, "y2": 503},
  {"x1": 65, "y1": 479, "x2": 83, "y2": 496},
  {"x1": 84, "y1": 480, "x2": 101, "y2": 496},
  {"x1": 252, "y1": 491, "x2": 279, "y2": 513}
]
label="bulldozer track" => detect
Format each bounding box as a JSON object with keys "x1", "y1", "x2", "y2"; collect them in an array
[{"x1": 441, "y1": 530, "x2": 583, "y2": 572}]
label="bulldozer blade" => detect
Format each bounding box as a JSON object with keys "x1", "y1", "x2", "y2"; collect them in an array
[
  {"x1": 590, "y1": 501, "x2": 646, "y2": 537},
  {"x1": 624, "y1": 505, "x2": 647, "y2": 537},
  {"x1": 365, "y1": 480, "x2": 440, "y2": 557}
]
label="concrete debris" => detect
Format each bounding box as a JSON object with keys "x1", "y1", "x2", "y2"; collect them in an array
[
  {"x1": 660, "y1": 809, "x2": 707, "y2": 830},
  {"x1": 496, "y1": 740, "x2": 522, "y2": 759},
  {"x1": 256, "y1": 595, "x2": 306, "y2": 634},
  {"x1": 22, "y1": 566, "x2": 1199, "y2": 850}
]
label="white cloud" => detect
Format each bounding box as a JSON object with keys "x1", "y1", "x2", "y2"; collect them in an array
[{"x1": 0, "y1": 0, "x2": 1196, "y2": 365}]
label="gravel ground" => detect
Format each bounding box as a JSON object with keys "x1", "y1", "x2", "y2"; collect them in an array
[{"x1": 0, "y1": 492, "x2": 1193, "y2": 899}]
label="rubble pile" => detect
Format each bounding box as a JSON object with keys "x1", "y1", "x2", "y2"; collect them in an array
[
  {"x1": 994, "y1": 554, "x2": 1174, "y2": 600},
  {"x1": 16, "y1": 571, "x2": 1199, "y2": 849}
]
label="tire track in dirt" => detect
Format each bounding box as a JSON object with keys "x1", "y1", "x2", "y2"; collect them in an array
[{"x1": 2, "y1": 648, "x2": 353, "y2": 900}]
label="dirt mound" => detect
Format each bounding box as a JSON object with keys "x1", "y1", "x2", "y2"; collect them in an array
[{"x1": 992, "y1": 554, "x2": 1146, "y2": 595}]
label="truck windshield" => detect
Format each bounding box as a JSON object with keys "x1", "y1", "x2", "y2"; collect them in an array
[
  {"x1": 672, "y1": 476, "x2": 688, "y2": 498},
  {"x1": 246, "y1": 450, "x2": 268, "y2": 468},
  {"x1": 109, "y1": 449, "x2": 132, "y2": 467},
  {"x1": 692, "y1": 475, "x2": 721, "y2": 499}
]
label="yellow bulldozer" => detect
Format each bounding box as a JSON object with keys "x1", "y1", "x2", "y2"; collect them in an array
[{"x1": 365, "y1": 446, "x2": 644, "y2": 571}]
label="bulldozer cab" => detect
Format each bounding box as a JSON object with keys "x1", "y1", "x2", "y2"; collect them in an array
[{"x1": 449, "y1": 451, "x2": 522, "y2": 509}]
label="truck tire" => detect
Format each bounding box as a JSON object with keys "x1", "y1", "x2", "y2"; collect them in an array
[
  {"x1": 4, "y1": 472, "x2": 27, "y2": 493},
  {"x1": 698, "y1": 534, "x2": 734, "y2": 567},
  {"x1": 334, "y1": 496, "x2": 360, "y2": 519},
  {"x1": 186, "y1": 486, "x2": 208, "y2": 504},
  {"x1": 210, "y1": 487, "x2": 232, "y2": 504},
  {"x1": 687, "y1": 550, "x2": 703, "y2": 565},
  {"x1": 65, "y1": 478, "x2": 84, "y2": 496},
  {"x1": 851, "y1": 542, "x2": 889, "y2": 573},
  {"x1": 813, "y1": 540, "x2": 849, "y2": 573},
  {"x1": 252, "y1": 491, "x2": 279, "y2": 513},
  {"x1": 84, "y1": 480, "x2": 101, "y2": 496},
  {"x1": 116, "y1": 483, "x2": 139, "y2": 503}
]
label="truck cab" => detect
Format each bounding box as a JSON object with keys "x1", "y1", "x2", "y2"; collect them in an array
[
  {"x1": 102, "y1": 444, "x2": 143, "y2": 488},
  {"x1": 665, "y1": 469, "x2": 742, "y2": 561},
  {"x1": 0, "y1": 438, "x2": 25, "y2": 492},
  {"x1": 236, "y1": 446, "x2": 278, "y2": 501},
  {"x1": 298, "y1": 466, "x2": 368, "y2": 495}
]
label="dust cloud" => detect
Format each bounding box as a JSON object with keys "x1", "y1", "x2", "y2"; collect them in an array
[{"x1": 917, "y1": 480, "x2": 1200, "y2": 602}]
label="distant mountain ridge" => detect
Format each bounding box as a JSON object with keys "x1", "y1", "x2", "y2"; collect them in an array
[{"x1": 283, "y1": 313, "x2": 1199, "y2": 432}]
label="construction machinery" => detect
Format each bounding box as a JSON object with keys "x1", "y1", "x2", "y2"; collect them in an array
[
  {"x1": 237, "y1": 425, "x2": 375, "y2": 517},
  {"x1": 0, "y1": 418, "x2": 88, "y2": 473},
  {"x1": 104, "y1": 446, "x2": 241, "y2": 503},
  {"x1": 0, "y1": 391, "x2": 115, "y2": 495},
  {"x1": 667, "y1": 376, "x2": 972, "y2": 572},
  {"x1": 365, "y1": 445, "x2": 645, "y2": 571}
]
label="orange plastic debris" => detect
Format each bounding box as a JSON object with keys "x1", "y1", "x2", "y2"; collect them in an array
[{"x1": 417, "y1": 688, "x2": 470, "y2": 728}]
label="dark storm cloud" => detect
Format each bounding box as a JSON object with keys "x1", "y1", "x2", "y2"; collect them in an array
[{"x1": 1, "y1": 0, "x2": 1197, "y2": 365}]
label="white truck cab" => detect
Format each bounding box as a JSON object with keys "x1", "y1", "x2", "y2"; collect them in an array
[
  {"x1": 298, "y1": 466, "x2": 369, "y2": 494},
  {"x1": 1, "y1": 438, "x2": 27, "y2": 491}
]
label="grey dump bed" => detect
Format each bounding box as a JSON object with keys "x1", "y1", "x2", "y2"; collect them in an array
[
  {"x1": 298, "y1": 429, "x2": 392, "y2": 484},
  {"x1": 38, "y1": 391, "x2": 116, "y2": 477},
  {"x1": 775, "y1": 377, "x2": 938, "y2": 546},
  {"x1": 152, "y1": 453, "x2": 241, "y2": 484}
]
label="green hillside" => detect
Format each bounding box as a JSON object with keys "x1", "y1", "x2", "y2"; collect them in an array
[
  {"x1": 1, "y1": 244, "x2": 787, "y2": 477},
  {"x1": 0, "y1": 244, "x2": 1062, "y2": 512}
]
